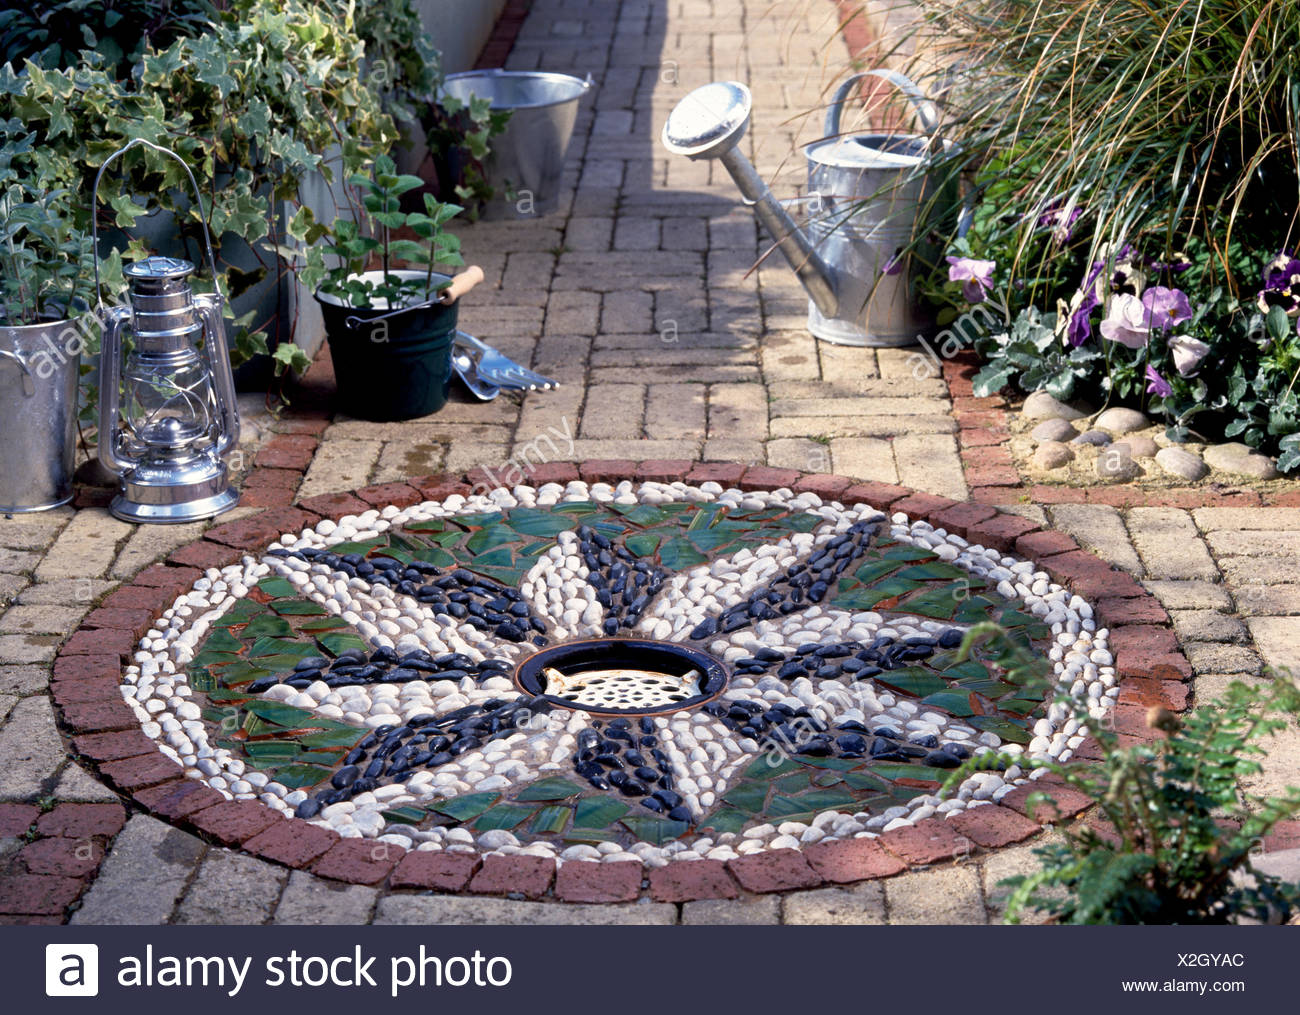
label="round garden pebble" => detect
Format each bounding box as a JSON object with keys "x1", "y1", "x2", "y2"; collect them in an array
[{"x1": 1155, "y1": 447, "x2": 1208, "y2": 482}]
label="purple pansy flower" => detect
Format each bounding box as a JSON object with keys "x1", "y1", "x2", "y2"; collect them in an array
[
  {"x1": 1140, "y1": 286, "x2": 1192, "y2": 332},
  {"x1": 1257, "y1": 252, "x2": 1300, "y2": 316},
  {"x1": 1145, "y1": 365, "x2": 1172, "y2": 398},
  {"x1": 1168, "y1": 334, "x2": 1210, "y2": 377},
  {"x1": 1099, "y1": 293, "x2": 1150, "y2": 349},
  {"x1": 946, "y1": 255, "x2": 996, "y2": 304}
]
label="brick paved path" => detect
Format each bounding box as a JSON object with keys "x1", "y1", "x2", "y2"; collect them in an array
[{"x1": 1, "y1": 0, "x2": 1297, "y2": 925}]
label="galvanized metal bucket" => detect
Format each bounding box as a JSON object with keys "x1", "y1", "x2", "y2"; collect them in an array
[
  {"x1": 0, "y1": 315, "x2": 83, "y2": 512},
  {"x1": 441, "y1": 69, "x2": 593, "y2": 219}
]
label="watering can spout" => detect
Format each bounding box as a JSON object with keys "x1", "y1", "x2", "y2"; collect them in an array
[{"x1": 661, "y1": 81, "x2": 838, "y2": 319}]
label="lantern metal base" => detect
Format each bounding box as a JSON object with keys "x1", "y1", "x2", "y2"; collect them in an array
[{"x1": 109, "y1": 455, "x2": 240, "y2": 524}]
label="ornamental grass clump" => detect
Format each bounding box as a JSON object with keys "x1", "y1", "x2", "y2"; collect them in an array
[
  {"x1": 944, "y1": 624, "x2": 1300, "y2": 924},
  {"x1": 894, "y1": 0, "x2": 1300, "y2": 470}
]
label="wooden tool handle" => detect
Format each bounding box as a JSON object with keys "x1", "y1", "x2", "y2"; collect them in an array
[{"x1": 439, "y1": 264, "x2": 485, "y2": 304}]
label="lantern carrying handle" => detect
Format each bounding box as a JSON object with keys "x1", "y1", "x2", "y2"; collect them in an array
[{"x1": 90, "y1": 138, "x2": 223, "y2": 310}]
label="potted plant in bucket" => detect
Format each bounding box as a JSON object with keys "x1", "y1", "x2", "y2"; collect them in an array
[
  {"x1": 0, "y1": 126, "x2": 98, "y2": 512},
  {"x1": 303, "y1": 154, "x2": 483, "y2": 421}
]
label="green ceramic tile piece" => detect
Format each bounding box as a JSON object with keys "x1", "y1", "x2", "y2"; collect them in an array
[
  {"x1": 843, "y1": 771, "x2": 891, "y2": 792},
  {"x1": 269, "y1": 599, "x2": 329, "y2": 616},
  {"x1": 873, "y1": 667, "x2": 948, "y2": 697},
  {"x1": 257, "y1": 577, "x2": 297, "y2": 598},
  {"x1": 317, "y1": 632, "x2": 371, "y2": 657},
  {"x1": 471, "y1": 546, "x2": 516, "y2": 568},
  {"x1": 572, "y1": 796, "x2": 630, "y2": 829},
  {"x1": 894, "y1": 561, "x2": 973, "y2": 582},
  {"x1": 553, "y1": 501, "x2": 600, "y2": 515},
  {"x1": 452, "y1": 511, "x2": 504, "y2": 528},
  {"x1": 620, "y1": 816, "x2": 688, "y2": 845},
  {"x1": 657, "y1": 537, "x2": 708, "y2": 570},
  {"x1": 403, "y1": 518, "x2": 446, "y2": 532},
  {"x1": 743, "y1": 756, "x2": 802, "y2": 780},
  {"x1": 995, "y1": 698, "x2": 1044, "y2": 717},
  {"x1": 812, "y1": 771, "x2": 844, "y2": 787},
  {"x1": 297, "y1": 728, "x2": 367, "y2": 749},
  {"x1": 514, "y1": 777, "x2": 586, "y2": 801},
  {"x1": 624, "y1": 532, "x2": 661, "y2": 557},
  {"x1": 191, "y1": 649, "x2": 240, "y2": 671},
  {"x1": 474, "y1": 804, "x2": 538, "y2": 831},
  {"x1": 267, "y1": 763, "x2": 333, "y2": 789},
  {"x1": 794, "y1": 788, "x2": 859, "y2": 811},
  {"x1": 797, "y1": 756, "x2": 861, "y2": 771},
  {"x1": 722, "y1": 781, "x2": 768, "y2": 812},
  {"x1": 241, "y1": 614, "x2": 295, "y2": 640},
  {"x1": 563, "y1": 829, "x2": 621, "y2": 843},
  {"x1": 920, "y1": 690, "x2": 978, "y2": 717},
  {"x1": 613, "y1": 503, "x2": 670, "y2": 527},
  {"x1": 412, "y1": 546, "x2": 456, "y2": 568},
  {"x1": 431, "y1": 793, "x2": 500, "y2": 821},
  {"x1": 773, "y1": 772, "x2": 810, "y2": 795},
  {"x1": 382, "y1": 806, "x2": 429, "y2": 825},
  {"x1": 242, "y1": 699, "x2": 318, "y2": 727},
  {"x1": 967, "y1": 716, "x2": 1031, "y2": 743},
  {"x1": 686, "y1": 528, "x2": 733, "y2": 552},
  {"x1": 528, "y1": 805, "x2": 572, "y2": 835},
  {"x1": 466, "y1": 525, "x2": 517, "y2": 554},
  {"x1": 242, "y1": 741, "x2": 302, "y2": 761},
  {"x1": 248, "y1": 636, "x2": 318, "y2": 659},
  {"x1": 505, "y1": 507, "x2": 575, "y2": 537},
  {"x1": 698, "y1": 808, "x2": 749, "y2": 835},
  {"x1": 202, "y1": 628, "x2": 245, "y2": 653},
  {"x1": 941, "y1": 659, "x2": 991, "y2": 681},
  {"x1": 298, "y1": 616, "x2": 350, "y2": 633},
  {"x1": 213, "y1": 599, "x2": 262, "y2": 626},
  {"x1": 866, "y1": 762, "x2": 946, "y2": 782},
  {"x1": 849, "y1": 557, "x2": 909, "y2": 586}
]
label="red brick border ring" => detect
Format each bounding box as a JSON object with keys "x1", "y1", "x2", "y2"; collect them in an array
[{"x1": 52, "y1": 464, "x2": 1192, "y2": 903}]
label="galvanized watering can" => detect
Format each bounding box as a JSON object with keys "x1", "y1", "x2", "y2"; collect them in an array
[{"x1": 662, "y1": 70, "x2": 956, "y2": 347}]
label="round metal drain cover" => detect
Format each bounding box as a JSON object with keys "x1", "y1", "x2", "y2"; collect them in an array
[{"x1": 515, "y1": 638, "x2": 727, "y2": 716}]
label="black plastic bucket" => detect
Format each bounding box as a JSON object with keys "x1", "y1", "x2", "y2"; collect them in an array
[{"x1": 315, "y1": 271, "x2": 456, "y2": 421}]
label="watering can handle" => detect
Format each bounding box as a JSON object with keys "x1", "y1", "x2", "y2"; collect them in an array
[
  {"x1": 0, "y1": 348, "x2": 35, "y2": 398},
  {"x1": 825, "y1": 69, "x2": 938, "y2": 138},
  {"x1": 89, "y1": 138, "x2": 223, "y2": 313}
]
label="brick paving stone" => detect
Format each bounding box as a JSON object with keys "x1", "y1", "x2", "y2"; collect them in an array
[
  {"x1": 681, "y1": 895, "x2": 781, "y2": 925},
  {"x1": 190, "y1": 801, "x2": 282, "y2": 846},
  {"x1": 1048, "y1": 505, "x2": 1145, "y2": 576},
  {"x1": 948, "y1": 805, "x2": 1042, "y2": 848},
  {"x1": 964, "y1": 513, "x2": 1039, "y2": 553},
  {"x1": 0, "y1": 696, "x2": 68, "y2": 801},
  {"x1": 1234, "y1": 585, "x2": 1300, "y2": 616},
  {"x1": 467, "y1": 854, "x2": 554, "y2": 898},
  {"x1": 390, "y1": 851, "x2": 480, "y2": 892},
  {"x1": 310, "y1": 837, "x2": 402, "y2": 885},
  {"x1": 981, "y1": 834, "x2": 1066, "y2": 924},
  {"x1": 648, "y1": 859, "x2": 738, "y2": 902},
  {"x1": 0, "y1": 803, "x2": 38, "y2": 836},
  {"x1": 554, "y1": 860, "x2": 642, "y2": 903},
  {"x1": 727, "y1": 848, "x2": 822, "y2": 893},
  {"x1": 70, "y1": 814, "x2": 204, "y2": 924},
  {"x1": 886, "y1": 865, "x2": 987, "y2": 924},
  {"x1": 878, "y1": 818, "x2": 973, "y2": 866},
  {"x1": 1171, "y1": 609, "x2": 1249, "y2": 643},
  {"x1": 52, "y1": 763, "x2": 120, "y2": 804},
  {"x1": 37, "y1": 803, "x2": 125, "y2": 839},
  {"x1": 19, "y1": 837, "x2": 104, "y2": 877},
  {"x1": 133, "y1": 779, "x2": 224, "y2": 820},
  {"x1": 894, "y1": 434, "x2": 967, "y2": 501},
  {"x1": 830, "y1": 437, "x2": 898, "y2": 484},
  {"x1": 273, "y1": 870, "x2": 378, "y2": 925},
  {"x1": 1183, "y1": 643, "x2": 1262, "y2": 675},
  {"x1": 99, "y1": 752, "x2": 185, "y2": 792},
  {"x1": 173, "y1": 849, "x2": 288, "y2": 924},
  {"x1": 34, "y1": 510, "x2": 133, "y2": 581},
  {"x1": 1000, "y1": 782, "x2": 1094, "y2": 822},
  {"x1": 1127, "y1": 507, "x2": 1218, "y2": 580},
  {"x1": 782, "y1": 881, "x2": 887, "y2": 924},
  {"x1": 645, "y1": 384, "x2": 706, "y2": 439},
  {"x1": 801, "y1": 837, "x2": 907, "y2": 883},
  {"x1": 1245, "y1": 616, "x2": 1300, "y2": 674},
  {"x1": 375, "y1": 895, "x2": 677, "y2": 925},
  {"x1": 243, "y1": 819, "x2": 338, "y2": 868},
  {"x1": 0, "y1": 873, "x2": 84, "y2": 917}
]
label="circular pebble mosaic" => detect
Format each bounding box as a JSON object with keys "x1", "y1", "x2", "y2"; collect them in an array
[{"x1": 118, "y1": 480, "x2": 1117, "y2": 869}]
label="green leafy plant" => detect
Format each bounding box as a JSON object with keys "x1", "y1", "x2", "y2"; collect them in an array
[
  {"x1": 972, "y1": 306, "x2": 1101, "y2": 401},
  {"x1": 0, "y1": 121, "x2": 91, "y2": 325},
  {"x1": 426, "y1": 90, "x2": 512, "y2": 214},
  {"x1": 302, "y1": 154, "x2": 463, "y2": 308},
  {"x1": 943, "y1": 623, "x2": 1300, "y2": 924}
]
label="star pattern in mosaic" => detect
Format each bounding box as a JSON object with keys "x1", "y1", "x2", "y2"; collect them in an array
[{"x1": 122, "y1": 480, "x2": 1116, "y2": 868}]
